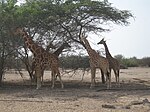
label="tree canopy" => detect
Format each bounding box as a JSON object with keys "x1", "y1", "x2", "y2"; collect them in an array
[{"x1": 9, "y1": 0, "x2": 133, "y2": 46}]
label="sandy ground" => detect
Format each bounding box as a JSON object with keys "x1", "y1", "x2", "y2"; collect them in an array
[{"x1": 1, "y1": 67, "x2": 150, "y2": 112}]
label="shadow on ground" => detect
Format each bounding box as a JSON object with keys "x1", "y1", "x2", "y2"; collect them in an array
[{"x1": 0, "y1": 78, "x2": 150, "y2": 102}]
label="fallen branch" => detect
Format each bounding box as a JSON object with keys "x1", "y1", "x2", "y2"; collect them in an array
[{"x1": 102, "y1": 99, "x2": 150, "y2": 110}]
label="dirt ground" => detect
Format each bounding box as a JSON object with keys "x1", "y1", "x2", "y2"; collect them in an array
[{"x1": 1, "y1": 67, "x2": 150, "y2": 112}]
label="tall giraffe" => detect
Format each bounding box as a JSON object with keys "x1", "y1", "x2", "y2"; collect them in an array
[
  {"x1": 80, "y1": 34, "x2": 111, "y2": 89},
  {"x1": 97, "y1": 38, "x2": 120, "y2": 86},
  {"x1": 31, "y1": 42, "x2": 71, "y2": 83},
  {"x1": 14, "y1": 27, "x2": 64, "y2": 89}
]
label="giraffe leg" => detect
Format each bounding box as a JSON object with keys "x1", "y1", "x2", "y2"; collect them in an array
[
  {"x1": 113, "y1": 69, "x2": 118, "y2": 83},
  {"x1": 109, "y1": 71, "x2": 111, "y2": 89},
  {"x1": 117, "y1": 70, "x2": 120, "y2": 87},
  {"x1": 105, "y1": 70, "x2": 111, "y2": 89},
  {"x1": 51, "y1": 71, "x2": 57, "y2": 86},
  {"x1": 31, "y1": 72, "x2": 36, "y2": 85},
  {"x1": 113, "y1": 69, "x2": 120, "y2": 87},
  {"x1": 100, "y1": 69, "x2": 105, "y2": 84},
  {"x1": 41, "y1": 69, "x2": 44, "y2": 85},
  {"x1": 55, "y1": 74, "x2": 58, "y2": 81},
  {"x1": 104, "y1": 69, "x2": 111, "y2": 84},
  {"x1": 51, "y1": 71, "x2": 55, "y2": 89},
  {"x1": 51, "y1": 71, "x2": 53, "y2": 82},
  {"x1": 56, "y1": 71, "x2": 64, "y2": 89},
  {"x1": 36, "y1": 77, "x2": 41, "y2": 89},
  {"x1": 90, "y1": 67, "x2": 96, "y2": 88},
  {"x1": 93, "y1": 68, "x2": 96, "y2": 84},
  {"x1": 105, "y1": 72, "x2": 109, "y2": 89},
  {"x1": 35, "y1": 67, "x2": 42, "y2": 89}
]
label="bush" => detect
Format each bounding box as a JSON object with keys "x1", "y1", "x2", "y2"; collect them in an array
[{"x1": 139, "y1": 57, "x2": 150, "y2": 67}]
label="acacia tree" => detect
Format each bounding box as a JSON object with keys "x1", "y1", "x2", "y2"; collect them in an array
[
  {"x1": 0, "y1": 0, "x2": 19, "y2": 84},
  {"x1": 0, "y1": 0, "x2": 133, "y2": 83}
]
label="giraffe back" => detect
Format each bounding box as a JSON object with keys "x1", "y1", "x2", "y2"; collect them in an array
[{"x1": 89, "y1": 49, "x2": 109, "y2": 70}]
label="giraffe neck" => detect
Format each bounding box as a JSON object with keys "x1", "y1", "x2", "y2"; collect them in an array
[
  {"x1": 22, "y1": 31, "x2": 43, "y2": 55},
  {"x1": 53, "y1": 44, "x2": 66, "y2": 56},
  {"x1": 103, "y1": 42, "x2": 113, "y2": 58},
  {"x1": 83, "y1": 38, "x2": 95, "y2": 55}
]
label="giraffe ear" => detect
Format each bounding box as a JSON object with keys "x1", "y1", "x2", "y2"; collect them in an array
[
  {"x1": 102, "y1": 38, "x2": 107, "y2": 43},
  {"x1": 104, "y1": 38, "x2": 106, "y2": 42},
  {"x1": 80, "y1": 32, "x2": 86, "y2": 41},
  {"x1": 80, "y1": 32, "x2": 84, "y2": 40}
]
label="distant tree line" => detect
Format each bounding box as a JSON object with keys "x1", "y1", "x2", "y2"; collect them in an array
[
  {"x1": 114, "y1": 55, "x2": 150, "y2": 68},
  {"x1": 3, "y1": 55, "x2": 150, "y2": 71},
  {"x1": 61, "y1": 55, "x2": 150, "y2": 69}
]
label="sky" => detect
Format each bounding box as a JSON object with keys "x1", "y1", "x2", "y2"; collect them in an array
[{"x1": 89, "y1": 0, "x2": 150, "y2": 59}]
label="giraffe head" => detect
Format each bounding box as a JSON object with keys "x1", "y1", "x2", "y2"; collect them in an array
[
  {"x1": 63, "y1": 42, "x2": 71, "y2": 48},
  {"x1": 13, "y1": 27, "x2": 25, "y2": 35},
  {"x1": 80, "y1": 32, "x2": 87, "y2": 42},
  {"x1": 97, "y1": 38, "x2": 106, "y2": 45}
]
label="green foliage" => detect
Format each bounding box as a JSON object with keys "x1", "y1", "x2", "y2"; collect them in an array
[
  {"x1": 10, "y1": 0, "x2": 133, "y2": 45},
  {"x1": 122, "y1": 57, "x2": 139, "y2": 67},
  {"x1": 114, "y1": 55, "x2": 150, "y2": 68},
  {"x1": 114, "y1": 54, "x2": 124, "y2": 63},
  {"x1": 139, "y1": 57, "x2": 150, "y2": 67},
  {"x1": 0, "y1": 0, "x2": 19, "y2": 84}
]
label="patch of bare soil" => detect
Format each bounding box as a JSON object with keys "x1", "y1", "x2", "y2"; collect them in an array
[{"x1": 0, "y1": 67, "x2": 150, "y2": 112}]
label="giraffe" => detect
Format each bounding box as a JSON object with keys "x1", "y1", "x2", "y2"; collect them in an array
[
  {"x1": 53, "y1": 42, "x2": 71, "y2": 79},
  {"x1": 31, "y1": 42, "x2": 56, "y2": 82},
  {"x1": 14, "y1": 27, "x2": 64, "y2": 89},
  {"x1": 97, "y1": 38, "x2": 120, "y2": 86},
  {"x1": 80, "y1": 34, "x2": 111, "y2": 89},
  {"x1": 31, "y1": 42, "x2": 71, "y2": 83}
]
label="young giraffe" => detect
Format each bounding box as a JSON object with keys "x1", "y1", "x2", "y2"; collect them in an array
[
  {"x1": 14, "y1": 27, "x2": 64, "y2": 89},
  {"x1": 80, "y1": 34, "x2": 111, "y2": 89},
  {"x1": 97, "y1": 38, "x2": 120, "y2": 86},
  {"x1": 31, "y1": 42, "x2": 71, "y2": 83},
  {"x1": 53, "y1": 42, "x2": 71, "y2": 79}
]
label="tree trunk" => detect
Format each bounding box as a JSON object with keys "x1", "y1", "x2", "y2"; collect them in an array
[{"x1": 0, "y1": 57, "x2": 5, "y2": 86}]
